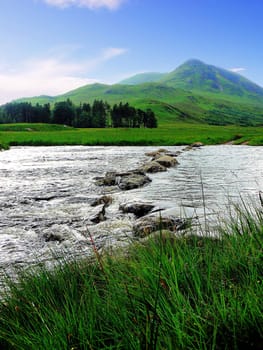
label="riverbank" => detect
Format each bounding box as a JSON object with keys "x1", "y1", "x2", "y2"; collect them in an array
[
  {"x1": 1, "y1": 122, "x2": 263, "y2": 148},
  {"x1": 0, "y1": 203, "x2": 262, "y2": 349}
]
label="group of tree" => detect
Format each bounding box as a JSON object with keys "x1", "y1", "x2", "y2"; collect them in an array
[
  {"x1": 0, "y1": 99, "x2": 158, "y2": 128},
  {"x1": 111, "y1": 102, "x2": 157, "y2": 128},
  {"x1": 0, "y1": 102, "x2": 51, "y2": 124}
]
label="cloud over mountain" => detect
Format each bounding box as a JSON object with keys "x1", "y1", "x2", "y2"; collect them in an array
[
  {"x1": 229, "y1": 67, "x2": 246, "y2": 73},
  {"x1": 0, "y1": 47, "x2": 127, "y2": 105}
]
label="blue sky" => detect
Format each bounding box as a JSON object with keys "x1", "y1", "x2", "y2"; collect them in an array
[{"x1": 0, "y1": 0, "x2": 262, "y2": 104}]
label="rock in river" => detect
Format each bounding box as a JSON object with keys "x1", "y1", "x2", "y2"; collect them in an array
[
  {"x1": 119, "y1": 202, "x2": 155, "y2": 218},
  {"x1": 95, "y1": 170, "x2": 151, "y2": 191},
  {"x1": 90, "y1": 204, "x2": 107, "y2": 224},
  {"x1": 133, "y1": 214, "x2": 189, "y2": 238},
  {"x1": 117, "y1": 172, "x2": 152, "y2": 190},
  {"x1": 191, "y1": 142, "x2": 204, "y2": 148},
  {"x1": 90, "y1": 195, "x2": 113, "y2": 207},
  {"x1": 155, "y1": 155, "x2": 179, "y2": 168},
  {"x1": 94, "y1": 172, "x2": 117, "y2": 186},
  {"x1": 140, "y1": 161, "x2": 167, "y2": 173}
]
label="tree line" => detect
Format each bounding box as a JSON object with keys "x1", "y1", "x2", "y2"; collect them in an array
[{"x1": 0, "y1": 99, "x2": 157, "y2": 128}]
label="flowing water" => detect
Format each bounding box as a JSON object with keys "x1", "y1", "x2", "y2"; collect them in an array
[{"x1": 0, "y1": 145, "x2": 263, "y2": 275}]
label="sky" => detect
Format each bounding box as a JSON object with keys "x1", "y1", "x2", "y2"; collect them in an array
[{"x1": 0, "y1": 0, "x2": 262, "y2": 104}]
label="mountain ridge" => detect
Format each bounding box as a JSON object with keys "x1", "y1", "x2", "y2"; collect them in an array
[
  {"x1": 12, "y1": 59, "x2": 263, "y2": 126},
  {"x1": 118, "y1": 72, "x2": 166, "y2": 85},
  {"x1": 119, "y1": 59, "x2": 263, "y2": 98}
]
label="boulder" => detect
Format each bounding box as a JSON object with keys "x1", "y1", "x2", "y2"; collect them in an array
[
  {"x1": 118, "y1": 172, "x2": 152, "y2": 190},
  {"x1": 191, "y1": 142, "x2": 204, "y2": 148},
  {"x1": 94, "y1": 170, "x2": 151, "y2": 190},
  {"x1": 145, "y1": 150, "x2": 161, "y2": 157},
  {"x1": 157, "y1": 148, "x2": 169, "y2": 153},
  {"x1": 145, "y1": 148, "x2": 168, "y2": 157},
  {"x1": 155, "y1": 155, "x2": 179, "y2": 168},
  {"x1": 140, "y1": 161, "x2": 167, "y2": 173},
  {"x1": 94, "y1": 172, "x2": 117, "y2": 186},
  {"x1": 119, "y1": 202, "x2": 155, "y2": 218},
  {"x1": 182, "y1": 146, "x2": 193, "y2": 151},
  {"x1": 133, "y1": 215, "x2": 189, "y2": 238},
  {"x1": 90, "y1": 195, "x2": 113, "y2": 207},
  {"x1": 43, "y1": 232, "x2": 65, "y2": 243},
  {"x1": 165, "y1": 151, "x2": 181, "y2": 157},
  {"x1": 90, "y1": 204, "x2": 107, "y2": 224}
]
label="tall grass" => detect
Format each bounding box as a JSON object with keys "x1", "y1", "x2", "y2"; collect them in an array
[{"x1": 0, "y1": 204, "x2": 262, "y2": 349}]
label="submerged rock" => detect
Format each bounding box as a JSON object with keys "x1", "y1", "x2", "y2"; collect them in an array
[
  {"x1": 165, "y1": 151, "x2": 181, "y2": 157},
  {"x1": 145, "y1": 149, "x2": 168, "y2": 157},
  {"x1": 90, "y1": 204, "x2": 107, "y2": 224},
  {"x1": 182, "y1": 143, "x2": 204, "y2": 152},
  {"x1": 90, "y1": 195, "x2": 113, "y2": 207},
  {"x1": 94, "y1": 172, "x2": 117, "y2": 186},
  {"x1": 133, "y1": 215, "x2": 189, "y2": 238},
  {"x1": 43, "y1": 232, "x2": 65, "y2": 243},
  {"x1": 119, "y1": 202, "x2": 155, "y2": 218},
  {"x1": 191, "y1": 142, "x2": 204, "y2": 148}
]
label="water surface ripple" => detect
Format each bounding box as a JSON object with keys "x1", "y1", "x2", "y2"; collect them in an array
[{"x1": 0, "y1": 145, "x2": 263, "y2": 272}]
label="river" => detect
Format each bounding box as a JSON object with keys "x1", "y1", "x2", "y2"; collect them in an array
[{"x1": 0, "y1": 145, "x2": 263, "y2": 274}]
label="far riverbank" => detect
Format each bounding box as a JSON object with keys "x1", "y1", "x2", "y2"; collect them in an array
[{"x1": 0, "y1": 122, "x2": 263, "y2": 149}]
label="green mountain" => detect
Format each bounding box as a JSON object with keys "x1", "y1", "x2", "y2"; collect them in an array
[
  {"x1": 15, "y1": 59, "x2": 263, "y2": 126},
  {"x1": 159, "y1": 59, "x2": 263, "y2": 100}
]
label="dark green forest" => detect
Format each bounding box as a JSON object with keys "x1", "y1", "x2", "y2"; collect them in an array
[{"x1": 0, "y1": 99, "x2": 157, "y2": 128}]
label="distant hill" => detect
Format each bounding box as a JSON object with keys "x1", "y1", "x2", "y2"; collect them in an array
[
  {"x1": 13, "y1": 59, "x2": 263, "y2": 126},
  {"x1": 119, "y1": 72, "x2": 165, "y2": 85}
]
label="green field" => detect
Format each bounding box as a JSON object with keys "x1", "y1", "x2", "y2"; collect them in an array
[{"x1": 0, "y1": 123, "x2": 263, "y2": 149}]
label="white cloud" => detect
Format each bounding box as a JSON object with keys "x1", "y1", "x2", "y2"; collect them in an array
[
  {"x1": 42, "y1": 0, "x2": 125, "y2": 10},
  {"x1": 102, "y1": 47, "x2": 128, "y2": 60},
  {"x1": 229, "y1": 67, "x2": 246, "y2": 73},
  {"x1": 0, "y1": 47, "x2": 127, "y2": 105}
]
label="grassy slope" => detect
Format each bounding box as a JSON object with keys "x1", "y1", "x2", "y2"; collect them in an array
[
  {"x1": 16, "y1": 81, "x2": 263, "y2": 126},
  {"x1": 0, "y1": 204, "x2": 262, "y2": 349}
]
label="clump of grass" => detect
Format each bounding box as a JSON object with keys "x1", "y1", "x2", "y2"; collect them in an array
[
  {"x1": 0, "y1": 143, "x2": 9, "y2": 150},
  {"x1": 0, "y1": 204, "x2": 262, "y2": 349}
]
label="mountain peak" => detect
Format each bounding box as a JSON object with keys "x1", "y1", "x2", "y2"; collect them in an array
[
  {"x1": 159, "y1": 59, "x2": 263, "y2": 97},
  {"x1": 183, "y1": 59, "x2": 205, "y2": 66}
]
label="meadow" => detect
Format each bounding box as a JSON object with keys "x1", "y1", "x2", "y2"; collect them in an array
[
  {"x1": 0, "y1": 122, "x2": 263, "y2": 149},
  {"x1": 0, "y1": 204, "x2": 262, "y2": 349}
]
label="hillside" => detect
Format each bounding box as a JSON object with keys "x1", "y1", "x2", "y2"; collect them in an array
[
  {"x1": 159, "y1": 59, "x2": 263, "y2": 100},
  {"x1": 119, "y1": 72, "x2": 165, "y2": 85},
  {"x1": 14, "y1": 59, "x2": 263, "y2": 126}
]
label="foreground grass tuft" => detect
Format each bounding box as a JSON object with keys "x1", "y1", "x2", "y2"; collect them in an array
[{"x1": 0, "y1": 206, "x2": 262, "y2": 349}]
